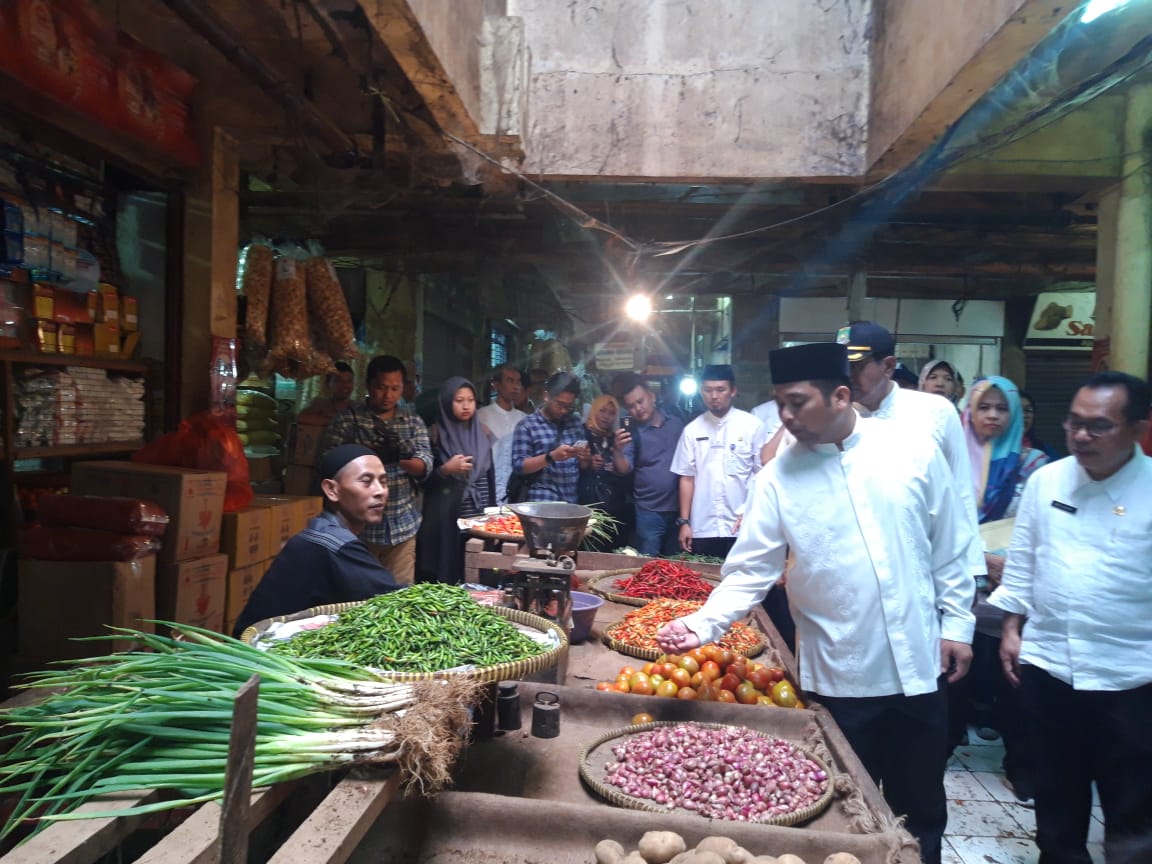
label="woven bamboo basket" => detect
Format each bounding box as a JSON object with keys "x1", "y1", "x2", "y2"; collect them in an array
[
  {"x1": 579, "y1": 721, "x2": 835, "y2": 827},
  {"x1": 603, "y1": 619, "x2": 765, "y2": 661},
  {"x1": 240, "y1": 601, "x2": 567, "y2": 684},
  {"x1": 588, "y1": 569, "x2": 720, "y2": 607}
]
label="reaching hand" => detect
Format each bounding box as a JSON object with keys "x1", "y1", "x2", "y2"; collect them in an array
[
  {"x1": 656, "y1": 620, "x2": 701, "y2": 654},
  {"x1": 1000, "y1": 628, "x2": 1023, "y2": 687},
  {"x1": 678, "y1": 522, "x2": 693, "y2": 552}
]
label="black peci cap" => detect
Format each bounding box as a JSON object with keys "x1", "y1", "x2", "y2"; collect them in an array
[{"x1": 769, "y1": 343, "x2": 850, "y2": 385}]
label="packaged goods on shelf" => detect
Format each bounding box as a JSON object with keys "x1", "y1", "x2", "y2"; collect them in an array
[
  {"x1": 16, "y1": 370, "x2": 77, "y2": 446},
  {"x1": 14, "y1": 367, "x2": 145, "y2": 447}
]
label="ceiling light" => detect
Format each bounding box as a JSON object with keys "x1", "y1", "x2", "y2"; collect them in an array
[
  {"x1": 624, "y1": 294, "x2": 652, "y2": 322},
  {"x1": 679, "y1": 376, "x2": 698, "y2": 396}
]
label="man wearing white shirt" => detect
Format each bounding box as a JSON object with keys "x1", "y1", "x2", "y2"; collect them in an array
[
  {"x1": 750, "y1": 399, "x2": 782, "y2": 442},
  {"x1": 658, "y1": 343, "x2": 975, "y2": 864},
  {"x1": 990, "y1": 372, "x2": 1152, "y2": 864},
  {"x1": 477, "y1": 365, "x2": 527, "y2": 503},
  {"x1": 671, "y1": 365, "x2": 768, "y2": 559}
]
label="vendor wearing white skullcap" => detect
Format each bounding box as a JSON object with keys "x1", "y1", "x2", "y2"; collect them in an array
[
  {"x1": 232, "y1": 444, "x2": 399, "y2": 636},
  {"x1": 657, "y1": 342, "x2": 975, "y2": 864}
]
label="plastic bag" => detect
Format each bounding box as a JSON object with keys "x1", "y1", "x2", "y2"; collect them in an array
[
  {"x1": 38, "y1": 495, "x2": 170, "y2": 536},
  {"x1": 239, "y1": 239, "x2": 274, "y2": 348},
  {"x1": 263, "y1": 255, "x2": 334, "y2": 380},
  {"x1": 304, "y1": 248, "x2": 357, "y2": 359},
  {"x1": 133, "y1": 411, "x2": 254, "y2": 511},
  {"x1": 22, "y1": 524, "x2": 161, "y2": 561}
]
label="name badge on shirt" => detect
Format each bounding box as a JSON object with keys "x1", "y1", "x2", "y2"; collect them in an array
[{"x1": 1051, "y1": 500, "x2": 1077, "y2": 514}]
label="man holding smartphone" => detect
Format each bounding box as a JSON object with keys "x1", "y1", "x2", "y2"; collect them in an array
[{"x1": 616, "y1": 373, "x2": 685, "y2": 556}]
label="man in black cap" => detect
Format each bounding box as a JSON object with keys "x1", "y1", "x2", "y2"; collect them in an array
[
  {"x1": 670, "y1": 364, "x2": 768, "y2": 558},
  {"x1": 232, "y1": 444, "x2": 399, "y2": 636},
  {"x1": 657, "y1": 343, "x2": 975, "y2": 864}
]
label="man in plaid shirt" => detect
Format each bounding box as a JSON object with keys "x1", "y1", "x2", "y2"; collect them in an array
[
  {"x1": 509, "y1": 372, "x2": 586, "y2": 503},
  {"x1": 321, "y1": 355, "x2": 432, "y2": 584}
]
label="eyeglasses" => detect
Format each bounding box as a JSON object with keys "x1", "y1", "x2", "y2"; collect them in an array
[
  {"x1": 551, "y1": 400, "x2": 576, "y2": 413},
  {"x1": 1062, "y1": 416, "x2": 1119, "y2": 438}
]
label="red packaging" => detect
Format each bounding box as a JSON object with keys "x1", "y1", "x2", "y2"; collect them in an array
[
  {"x1": 22, "y1": 524, "x2": 160, "y2": 561},
  {"x1": 38, "y1": 494, "x2": 170, "y2": 536}
]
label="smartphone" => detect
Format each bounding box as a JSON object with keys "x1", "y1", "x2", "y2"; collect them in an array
[{"x1": 621, "y1": 416, "x2": 634, "y2": 434}]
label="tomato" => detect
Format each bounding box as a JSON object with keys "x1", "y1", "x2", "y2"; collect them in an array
[
  {"x1": 656, "y1": 680, "x2": 679, "y2": 698},
  {"x1": 665, "y1": 653, "x2": 682, "y2": 667},
  {"x1": 595, "y1": 681, "x2": 614, "y2": 691},
  {"x1": 629, "y1": 672, "x2": 655, "y2": 696},
  {"x1": 735, "y1": 681, "x2": 760, "y2": 705},
  {"x1": 690, "y1": 671, "x2": 705, "y2": 688},
  {"x1": 718, "y1": 673, "x2": 741, "y2": 693},
  {"x1": 771, "y1": 681, "x2": 798, "y2": 709},
  {"x1": 727, "y1": 660, "x2": 748, "y2": 681},
  {"x1": 619, "y1": 666, "x2": 637, "y2": 677},
  {"x1": 766, "y1": 666, "x2": 786, "y2": 684},
  {"x1": 677, "y1": 686, "x2": 699, "y2": 700},
  {"x1": 678, "y1": 656, "x2": 700, "y2": 675},
  {"x1": 702, "y1": 645, "x2": 724, "y2": 664},
  {"x1": 748, "y1": 668, "x2": 773, "y2": 691},
  {"x1": 641, "y1": 662, "x2": 655, "y2": 676},
  {"x1": 696, "y1": 682, "x2": 714, "y2": 701},
  {"x1": 611, "y1": 681, "x2": 630, "y2": 693},
  {"x1": 687, "y1": 648, "x2": 709, "y2": 665},
  {"x1": 699, "y1": 661, "x2": 721, "y2": 681},
  {"x1": 669, "y1": 667, "x2": 692, "y2": 688},
  {"x1": 715, "y1": 648, "x2": 735, "y2": 668},
  {"x1": 716, "y1": 689, "x2": 737, "y2": 703},
  {"x1": 795, "y1": 699, "x2": 806, "y2": 710},
  {"x1": 630, "y1": 712, "x2": 654, "y2": 725},
  {"x1": 757, "y1": 695, "x2": 775, "y2": 706}
]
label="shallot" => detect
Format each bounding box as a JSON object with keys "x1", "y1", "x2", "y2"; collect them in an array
[{"x1": 603, "y1": 724, "x2": 828, "y2": 822}]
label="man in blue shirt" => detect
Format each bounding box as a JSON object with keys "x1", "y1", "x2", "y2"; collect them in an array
[
  {"x1": 616, "y1": 373, "x2": 685, "y2": 555},
  {"x1": 509, "y1": 372, "x2": 585, "y2": 502},
  {"x1": 233, "y1": 444, "x2": 399, "y2": 636}
]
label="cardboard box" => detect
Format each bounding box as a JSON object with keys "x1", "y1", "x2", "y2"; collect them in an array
[
  {"x1": 283, "y1": 464, "x2": 316, "y2": 496},
  {"x1": 157, "y1": 554, "x2": 227, "y2": 633},
  {"x1": 225, "y1": 559, "x2": 271, "y2": 636},
  {"x1": 18, "y1": 557, "x2": 156, "y2": 660},
  {"x1": 248, "y1": 455, "x2": 277, "y2": 485},
  {"x1": 71, "y1": 462, "x2": 227, "y2": 564},
  {"x1": 97, "y1": 283, "x2": 119, "y2": 323},
  {"x1": 93, "y1": 321, "x2": 120, "y2": 356},
  {"x1": 289, "y1": 419, "x2": 327, "y2": 466},
  {"x1": 219, "y1": 505, "x2": 272, "y2": 570},
  {"x1": 251, "y1": 496, "x2": 296, "y2": 560},
  {"x1": 121, "y1": 295, "x2": 138, "y2": 331}
]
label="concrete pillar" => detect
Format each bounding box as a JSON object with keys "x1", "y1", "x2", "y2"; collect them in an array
[{"x1": 1109, "y1": 84, "x2": 1152, "y2": 377}]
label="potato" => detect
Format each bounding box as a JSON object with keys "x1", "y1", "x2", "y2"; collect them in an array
[
  {"x1": 748, "y1": 858, "x2": 779, "y2": 864},
  {"x1": 823, "y1": 856, "x2": 862, "y2": 864},
  {"x1": 775, "y1": 856, "x2": 808, "y2": 864},
  {"x1": 690, "y1": 853, "x2": 726, "y2": 864},
  {"x1": 695, "y1": 838, "x2": 752, "y2": 864},
  {"x1": 595, "y1": 839, "x2": 626, "y2": 864},
  {"x1": 638, "y1": 831, "x2": 688, "y2": 864},
  {"x1": 622, "y1": 854, "x2": 649, "y2": 864}
]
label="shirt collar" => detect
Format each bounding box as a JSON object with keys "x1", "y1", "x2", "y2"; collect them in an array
[
  {"x1": 1069, "y1": 444, "x2": 1147, "y2": 502},
  {"x1": 805, "y1": 411, "x2": 864, "y2": 455},
  {"x1": 643, "y1": 409, "x2": 666, "y2": 429}
]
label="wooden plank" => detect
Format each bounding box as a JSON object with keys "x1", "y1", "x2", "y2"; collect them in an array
[
  {"x1": 0, "y1": 791, "x2": 161, "y2": 864},
  {"x1": 215, "y1": 675, "x2": 259, "y2": 864},
  {"x1": 133, "y1": 783, "x2": 298, "y2": 864},
  {"x1": 265, "y1": 772, "x2": 401, "y2": 864}
]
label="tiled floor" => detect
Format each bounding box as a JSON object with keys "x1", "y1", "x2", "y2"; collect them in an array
[{"x1": 942, "y1": 726, "x2": 1105, "y2": 864}]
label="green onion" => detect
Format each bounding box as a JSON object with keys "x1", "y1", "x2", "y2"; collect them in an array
[{"x1": 0, "y1": 623, "x2": 478, "y2": 843}]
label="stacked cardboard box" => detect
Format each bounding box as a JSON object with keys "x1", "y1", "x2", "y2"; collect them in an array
[
  {"x1": 283, "y1": 416, "x2": 326, "y2": 495},
  {"x1": 71, "y1": 462, "x2": 229, "y2": 635}
]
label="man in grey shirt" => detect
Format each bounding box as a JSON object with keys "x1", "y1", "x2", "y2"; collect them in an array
[{"x1": 616, "y1": 373, "x2": 685, "y2": 556}]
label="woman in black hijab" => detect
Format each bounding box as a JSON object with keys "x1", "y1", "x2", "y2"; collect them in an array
[{"x1": 415, "y1": 377, "x2": 495, "y2": 583}]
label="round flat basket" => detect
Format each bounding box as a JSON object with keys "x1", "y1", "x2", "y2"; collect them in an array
[
  {"x1": 603, "y1": 619, "x2": 765, "y2": 661},
  {"x1": 588, "y1": 570, "x2": 720, "y2": 607},
  {"x1": 579, "y1": 721, "x2": 834, "y2": 826},
  {"x1": 240, "y1": 602, "x2": 566, "y2": 684},
  {"x1": 467, "y1": 525, "x2": 525, "y2": 542}
]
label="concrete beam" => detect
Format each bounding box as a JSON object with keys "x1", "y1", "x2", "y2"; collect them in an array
[
  {"x1": 868, "y1": 0, "x2": 1073, "y2": 176},
  {"x1": 362, "y1": 0, "x2": 482, "y2": 141}
]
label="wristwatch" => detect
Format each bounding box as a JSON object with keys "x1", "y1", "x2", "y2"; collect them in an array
[
  {"x1": 544, "y1": 452, "x2": 556, "y2": 466},
  {"x1": 675, "y1": 517, "x2": 690, "y2": 527}
]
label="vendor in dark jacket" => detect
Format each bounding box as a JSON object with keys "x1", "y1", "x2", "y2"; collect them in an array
[{"x1": 232, "y1": 443, "x2": 399, "y2": 636}]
